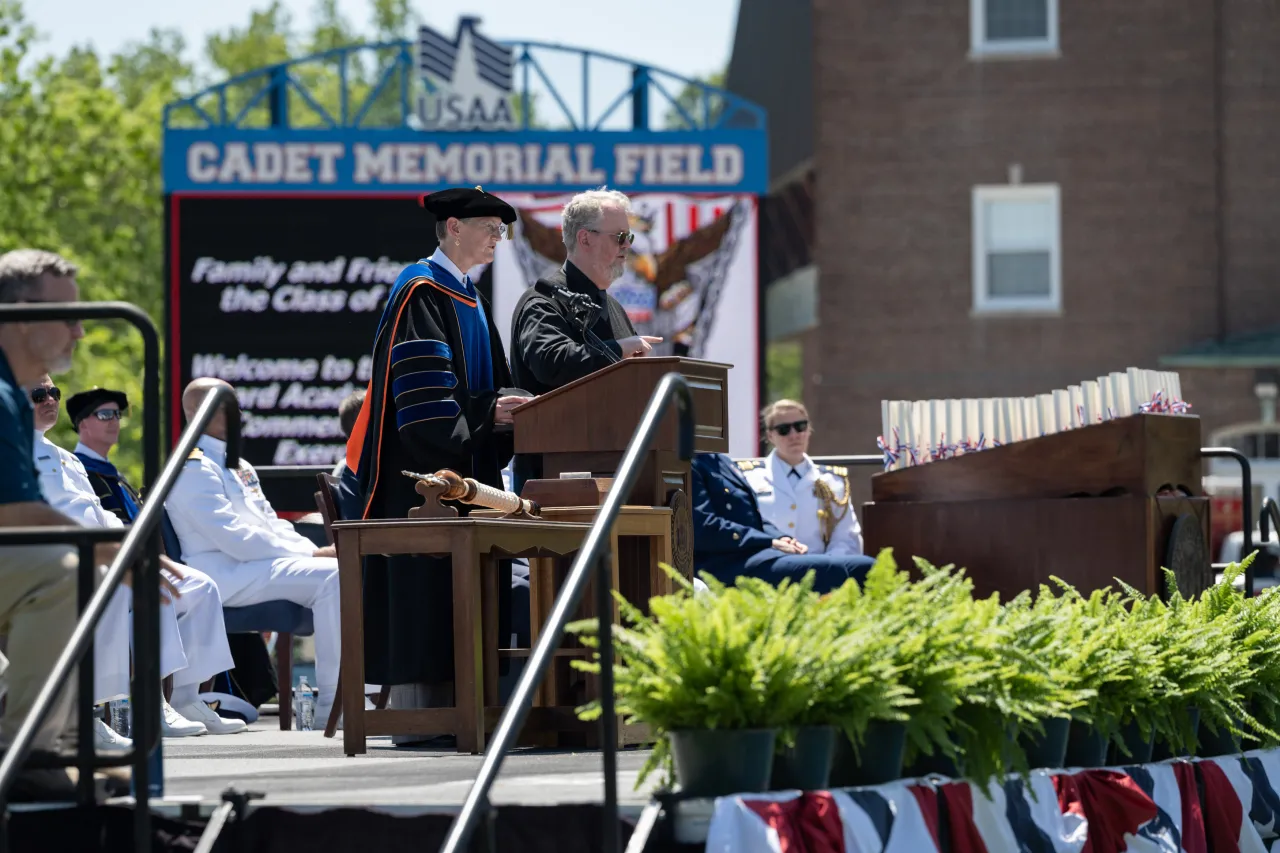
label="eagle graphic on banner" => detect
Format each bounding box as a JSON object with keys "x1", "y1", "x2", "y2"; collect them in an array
[{"x1": 512, "y1": 199, "x2": 748, "y2": 358}]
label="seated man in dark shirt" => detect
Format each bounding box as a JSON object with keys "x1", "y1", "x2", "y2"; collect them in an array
[
  {"x1": 508, "y1": 189, "x2": 662, "y2": 492},
  {"x1": 690, "y1": 452, "x2": 874, "y2": 594},
  {"x1": 0, "y1": 249, "x2": 143, "y2": 799}
]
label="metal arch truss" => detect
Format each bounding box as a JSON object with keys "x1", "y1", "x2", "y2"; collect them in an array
[{"x1": 162, "y1": 39, "x2": 766, "y2": 133}]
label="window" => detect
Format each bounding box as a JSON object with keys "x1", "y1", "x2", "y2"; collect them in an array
[
  {"x1": 972, "y1": 0, "x2": 1058, "y2": 56},
  {"x1": 972, "y1": 184, "x2": 1061, "y2": 314}
]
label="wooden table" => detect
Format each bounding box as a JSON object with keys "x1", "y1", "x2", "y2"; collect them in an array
[
  {"x1": 475, "y1": 506, "x2": 673, "y2": 747},
  {"x1": 330, "y1": 517, "x2": 590, "y2": 755}
]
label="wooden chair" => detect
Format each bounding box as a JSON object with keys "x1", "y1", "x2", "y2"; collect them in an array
[{"x1": 314, "y1": 472, "x2": 389, "y2": 738}]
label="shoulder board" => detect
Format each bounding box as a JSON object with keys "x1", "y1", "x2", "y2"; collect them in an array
[
  {"x1": 735, "y1": 459, "x2": 763, "y2": 471},
  {"x1": 818, "y1": 464, "x2": 848, "y2": 477},
  {"x1": 186, "y1": 449, "x2": 204, "y2": 462}
]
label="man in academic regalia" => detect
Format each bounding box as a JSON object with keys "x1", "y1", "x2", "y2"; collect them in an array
[{"x1": 345, "y1": 187, "x2": 532, "y2": 734}]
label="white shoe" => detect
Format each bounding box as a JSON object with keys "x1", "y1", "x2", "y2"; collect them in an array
[
  {"x1": 93, "y1": 717, "x2": 132, "y2": 754},
  {"x1": 161, "y1": 699, "x2": 207, "y2": 737},
  {"x1": 176, "y1": 701, "x2": 247, "y2": 735}
]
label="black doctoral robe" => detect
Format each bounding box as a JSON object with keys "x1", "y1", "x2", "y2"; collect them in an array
[
  {"x1": 352, "y1": 258, "x2": 515, "y2": 686},
  {"x1": 508, "y1": 261, "x2": 638, "y2": 485}
]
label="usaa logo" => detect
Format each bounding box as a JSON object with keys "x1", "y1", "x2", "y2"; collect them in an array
[{"x1": 415, "y1": 17, "x2": 517, "y2": 132}]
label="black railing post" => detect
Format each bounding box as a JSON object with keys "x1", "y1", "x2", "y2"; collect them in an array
[
  {"x1": 75, "y1": 539, "x2": 97, "y2": 809},
  {"x1": 439, "y1": 372, "x2": 694, "y2": 853},
  {"x1": 1201, "y1": 447, "x2": 1254, "y2": 594},
  {"x1": 596, "y1": 550, "x2": 620, "y2": 853}
]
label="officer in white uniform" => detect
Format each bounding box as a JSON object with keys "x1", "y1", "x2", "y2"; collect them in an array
[
  {"x1": 165, "y1": 378, "x2": 342, "y2": 725},
  {"x1": 742, "y1": 399, "x2": 864, "y2": 557},
  {"x1": 29, "y1": 377, "x2": 243, "y2": 746}
]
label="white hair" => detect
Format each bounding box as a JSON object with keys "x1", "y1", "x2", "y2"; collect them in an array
[{"x1": 562, "y1": 188, "x2": 632, "y2": 255}]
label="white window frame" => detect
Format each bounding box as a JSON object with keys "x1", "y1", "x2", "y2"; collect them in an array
[
  {"x1": 971, "y1": 184, "x2": 1062, "y2": 315},
  {"x1": 971, "y1": 0, "x2": 1059, "y2": 58}
]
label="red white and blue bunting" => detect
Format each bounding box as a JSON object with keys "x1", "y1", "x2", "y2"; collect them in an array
[{"x1": 704, "y1": 750, "x2": 1280, "y2": 852}]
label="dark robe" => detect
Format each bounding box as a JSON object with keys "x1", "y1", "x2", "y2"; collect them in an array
[
  {"x1": 508, "y1": 261, "x2": 638, "y2": 487},
  {"x1": 77, "y1": 451, "x2": 184, "y2": 558},
  {"x1": 349, "y1": 257, "x2": 515, "y2": 686}
]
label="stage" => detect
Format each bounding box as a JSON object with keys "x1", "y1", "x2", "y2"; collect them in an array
[{"x1": 155, "y1": 717, "x2": 657, "y2": 811}]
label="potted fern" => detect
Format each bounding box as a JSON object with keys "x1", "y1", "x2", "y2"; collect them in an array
[
  {"x1": 1033, "y1": 582, "x2": 1155, "y2": 767},
  {"x1": 821, "y1": 552, "x2": 975, "y2": 785},
  {"x1": 996, "y1": 590, "x2": 1096, "y2": 770},
  {"x1": 769, "y1": 576, "x2": 914, "y2": 791},
  {"x1": 1114, "y1": 572, "x2": 1252, "y2": 760},
  {"x1": 568, "y1": 569, "x2": 822, "y2": 796},
  {"x1": 1193, "y1": 557, "x2": 1280, "y2": 754}
]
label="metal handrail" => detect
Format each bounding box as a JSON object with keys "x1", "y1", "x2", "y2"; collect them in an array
[
  {"x1": 439, "y1": 372, "x2": 695, "y2": 853},
  {"x1": 0, "y1": 301, "x2": 239, "y2": 852},
  {"x1": 1201, "y1": 447, "x2": 1254, "y2": 594},
  {"x1": 1260, "y1": 498, "x2": 1280, "y2": 570}
]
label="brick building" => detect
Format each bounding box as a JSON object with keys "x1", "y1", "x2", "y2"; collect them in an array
[{"x1": 729, "y1": 0, "x2": 1280, "y2": 506}]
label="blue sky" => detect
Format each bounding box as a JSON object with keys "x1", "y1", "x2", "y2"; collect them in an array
[{"x1": 24, "y1": 0, "x2": 740, "y2": 83}]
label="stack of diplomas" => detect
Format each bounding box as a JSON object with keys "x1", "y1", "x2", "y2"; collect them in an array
[{"x1": 877, "y1": 368, "x2": 1190, "y2": 471}]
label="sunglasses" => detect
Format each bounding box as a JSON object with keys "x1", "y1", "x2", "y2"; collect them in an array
[
  {"x1": 769, "y1": 419, "x2": 809, "y2": 437},
  {"x1": 90, "y1": 409, "x2": 124, "y2": 422},
  {"x1": 30, "y1": 386, "x2": 61, "y2": 404},
  {"x1": 587, "y1": 229, "x2": 636, "y2": 246}
]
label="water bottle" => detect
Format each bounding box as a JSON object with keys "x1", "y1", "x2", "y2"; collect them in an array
[
  {"x1": 109, "y1": 698, "x2": 132, "y2": 738},
  {"x1": 295, "y1": 676, "x2": 315, "y2": 731}
]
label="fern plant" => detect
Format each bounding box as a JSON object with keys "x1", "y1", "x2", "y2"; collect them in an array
[
  {"x1": 1195, "y1": 555, "x2": 1280, "y2": 745},
  {"x1": 1114, "y1": 570, "x2": 1255, "y2": 755},
  {"x1": 566, "y1": 566, "x2": 907, "y2": 789}
]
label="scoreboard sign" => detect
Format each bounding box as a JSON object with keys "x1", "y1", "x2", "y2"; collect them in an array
[{"x1": 165, "y1": 194, "x2": 492, "y2": 467}]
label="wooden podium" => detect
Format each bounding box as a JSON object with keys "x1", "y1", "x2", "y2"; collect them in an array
[
  {"x1": 508, "y1": 356, "x2": 729, "y2": 747},
  {"x1": 510, "y1": 356, "x2": 731, "y2": 505},
  {"x1": 861, "y1": 414, "x2": 1213, "y2": 601}
]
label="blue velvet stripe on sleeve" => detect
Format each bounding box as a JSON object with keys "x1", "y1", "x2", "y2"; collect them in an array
[
  {"x1": 391, "y1": 338, "x2": 453, "y2": 366},
  {"x1": 396, "y1": 399, "x2": 462, "y2": 430},
  {"x1": 392, "y1": 370, "x2": 458, "y2": 400}
]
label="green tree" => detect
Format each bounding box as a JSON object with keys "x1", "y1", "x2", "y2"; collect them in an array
[
  {"x1": 0, "y1": 1, "x2": 191, "y2": 482},
  {"x1": 664, "y1": 69, "x2": 726, "y2": 129},
  {"x1": 0, "y1": 0, "x2": 546, "y2": 483}
]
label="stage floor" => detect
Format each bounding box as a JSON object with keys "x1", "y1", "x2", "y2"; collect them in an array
[{"x1": 157, "y1": 718, "x2": 658, "y2": 810}]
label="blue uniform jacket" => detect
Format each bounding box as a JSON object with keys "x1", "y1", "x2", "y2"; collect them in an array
[{"x1": 691, "y1": 452, "x2": 785, "y2": 573}]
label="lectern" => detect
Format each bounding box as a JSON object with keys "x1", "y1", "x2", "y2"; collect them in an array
[
  {"x1": 510, "y1": 356, "x2": 731, "y2": 505},
  {"x1": 508, "y1": 356, "x2": 730, "y2": 747},
  {"x1": 862, "y1": 414, "x2": 1212, "y2": 601}
]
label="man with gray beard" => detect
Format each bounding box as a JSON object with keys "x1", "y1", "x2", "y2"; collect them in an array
[{"x1": 508, "y1": 187, "x2": 662, "y2": 493}]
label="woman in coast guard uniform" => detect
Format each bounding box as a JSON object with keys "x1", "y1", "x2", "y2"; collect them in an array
[{"x1": 742, "y1": 398, "x2": 865, "y2": 557}]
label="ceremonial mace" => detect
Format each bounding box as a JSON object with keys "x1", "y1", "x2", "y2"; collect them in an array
[{"x1": 402, "y1": 469, "x2": 541, "y2": 520}]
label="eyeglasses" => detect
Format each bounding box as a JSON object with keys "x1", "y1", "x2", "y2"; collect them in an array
[
  {"x1": 467, "y1": 222, "x2": 508, "y2": 238},
  {"x1": 587, "y1": 229, "x2": 635, "y2": 246},
  {"x1": 90, "y1": 409, "x2": 124, "y2": 422},
  {"x1": 769, "y1": 419, "x2": 809, "y2": 437},
  {"x1": 30, "y1": 386, "x2": 60, "y2": 404}
]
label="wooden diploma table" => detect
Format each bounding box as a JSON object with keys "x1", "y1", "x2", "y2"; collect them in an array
[
  {"x1": 331, "y1": 517, "x2": 590, "y2": 755},
  {"x1": 861, "y1": 413, "x2": 1213, "y2": 601}
]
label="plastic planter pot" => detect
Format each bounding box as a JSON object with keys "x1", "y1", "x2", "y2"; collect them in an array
[
  {"x1": 670, "y1": 728, "x2": 778, "y2": 797},
  {"x1": 1064, "y1": 718, "x2": 1109, "y2": 768},
  {"x1": 770, "y1": 726, "x2": 837, "y2": 792},
  {"x1": 828, "y1": 720, "x2": 907, "y2": 787},
  {"x1": 1152, "y1": 707, "x2": 1201, "y2": 761},
  {"x1": 1197, "y1": 721, "x2": 1242, "y2": 758},
  {"x1": 1018, "y1": 716, "x2": 1071, "y2": 769},
  {"x1": 1107, "y1": 719, "x2": 1155, "y2": 765}
]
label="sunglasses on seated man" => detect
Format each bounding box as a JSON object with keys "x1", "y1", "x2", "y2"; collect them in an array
[
  {"x1": 89, "y1": 409, "x2": 125, "y2": 422},
  {"x1": 30, "y1": 386, "x2": 61, "y2": 404},
  {"x1": 769, "y1": 419, "x2": 809, "y2": 436}
]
